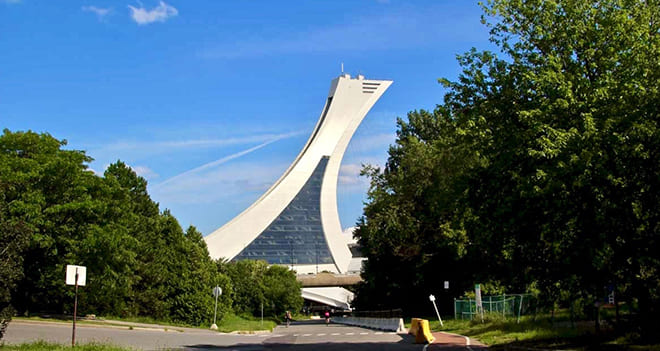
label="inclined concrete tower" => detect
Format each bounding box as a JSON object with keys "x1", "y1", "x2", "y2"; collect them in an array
[{"x1": 205, "y1": 73, "x2": 392, "y2": 274}]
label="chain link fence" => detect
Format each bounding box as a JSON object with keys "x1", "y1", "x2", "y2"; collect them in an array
[{"x1": 454, "y1": 294, "x2": 536, "y2": 322}]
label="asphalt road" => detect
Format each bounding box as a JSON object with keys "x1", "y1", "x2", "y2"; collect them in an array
[{"x1": 3, "y1": 319, "x2": 428, "y2": 351}]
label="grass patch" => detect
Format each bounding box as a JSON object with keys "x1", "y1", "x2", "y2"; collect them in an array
[
  {"x1": 422, "y1": 313, "x2": 660, "y2": 350},
  {"x1": 216, "y1": 314, "x2": 276, "y2": 333},
  {"x1": 96, "y1": 315, "x2": 196, "y2": 329},
  {"x1": 435, "y1": 316, "x2": 584, "y2": 345},
  {"x1": 13, "y1": 314, "x2": 277, "y2": 333},
  {"x1": 0, "y1": 340, "x2": 133, "y2": 351},
  {"x1": 13, "y1": 317, "x2": 126, "y2": 329}
]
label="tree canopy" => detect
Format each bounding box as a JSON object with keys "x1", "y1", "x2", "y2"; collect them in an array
[
  {"x1": 355, "y1": 0, "x2": 660, "y2": 330},
  {"x1": 0, "y1": 129, "x2": 302, "y2": 329}
]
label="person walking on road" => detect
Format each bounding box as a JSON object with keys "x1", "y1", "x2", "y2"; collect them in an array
[
  {"x1": 284, "y1": 310, "x2": 292, "y2": 327},
  {"x1": 324, "y1": 311, "x2": 330, "y2": 326}
]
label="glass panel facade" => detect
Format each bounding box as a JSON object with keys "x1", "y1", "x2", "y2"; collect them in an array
[{"x1": 234, "y1": 156, "x2": 334, "y2": 266}]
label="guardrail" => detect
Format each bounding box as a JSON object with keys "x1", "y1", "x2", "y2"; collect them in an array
[{"x1": 331, "y1": 316, "x2": 405, "y2": 332}]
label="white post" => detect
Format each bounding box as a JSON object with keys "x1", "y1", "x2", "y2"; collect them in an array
[
  {"x1": 213, "y1": 292, "x2": 218, "y2": 324},
  {"x1": 503, "y1": 293, "x2": 506, "y2": 318},
  {"x1": 211, "y1": 286, "x2": 221, "y2": 330},
  {"x1": 429, "y1": 294, "x2": 443, "y2": 327}
]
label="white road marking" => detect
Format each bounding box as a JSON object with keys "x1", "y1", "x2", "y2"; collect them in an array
[
  {"x1": 359, "y1": 332, "x2": 369, "y2": 335},
  {"x1": 375, "y1": 332, "x2": 384, "y2": 335},
  {"x1": 437, "y1": 331, "x2": 474, "y2": 350},
  {"x1": 303, "y1": 333, "x2": 312, "y2": 337},
  {"x1": 317, "y1": 333, "x2": 326, "y2": 336},
  {"x1": 331, "y1": 333, "x2": 340, "y2": 335},
  {"x1": 345, "y1": 333, "x2": 355, "y2": 335}
]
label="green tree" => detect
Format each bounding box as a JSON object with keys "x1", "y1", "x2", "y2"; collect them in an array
[
  {"x1": 1, "y1": 131, "x2": 232, "y2": 326},
  {"x1": 0, "y1": 130, "x2": 34, "y2": 338},
  {"x1": 0, "y1": 130, "x2": 100, "y2": 314},
  {"x1": 226, "y1": 260, "x2": 267, "y2": 316},
  {"x1": 356, "y1": 0, "x2": 660, "y2": 330},
  {"x1": 263, "y1": 265, "x2": 303, "y2": 317}
]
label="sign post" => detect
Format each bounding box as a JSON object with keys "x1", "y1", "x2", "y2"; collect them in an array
[
  {"x1": 66, "y1": 265, "x2": 86, "y2": 347},
  {"x1": 211, "y1": 286, "x2": 222, "y2": 330},
  {"x1": 429, "y1": 294, "x2": 443, "y2": 327},
  {"x1": 475, "y1": 284, "x2": 484, "y2": 322}
]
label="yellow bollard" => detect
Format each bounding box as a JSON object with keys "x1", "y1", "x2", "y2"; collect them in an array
[
  {"x1": 409, "y1": 318, "x2": 422, "y2": 336},
  {"x1": 414, "y1": 319, "x2": 436, "y2": 344}
]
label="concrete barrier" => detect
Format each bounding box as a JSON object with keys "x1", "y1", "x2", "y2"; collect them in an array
[
  {"x1": 409, "y1": 318, "x2": 422, "y2": 336},
  {"x1": 413, "y1": 319, "x2": 435, "y2": 344},
  {"x1": 332, "y1": 316, "x2": 405, "y2": 332},
  {"x1": 408, "y1": 318, "x2": 435, "y2": 344}
]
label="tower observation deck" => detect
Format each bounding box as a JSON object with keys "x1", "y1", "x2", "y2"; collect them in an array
[{"x1": 204, "y1": 74, "x2": 392, "y2": 274}]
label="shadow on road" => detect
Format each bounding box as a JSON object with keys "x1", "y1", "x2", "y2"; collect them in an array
[
  {"x1": 185, "y1": 339, "x2": 420, "y2": 351},
  {"x1": 283, "y1": 319, "x2": 331, "y2": 326}
]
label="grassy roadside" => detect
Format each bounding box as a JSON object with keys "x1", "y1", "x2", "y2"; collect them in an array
[
  {"x1": 215, "y1": 314, "x2": 277, "y2": 333},
  {"x1": 419, "y1": 314, "x2": 660, "y2": 350},
  {"x1": 12, "y1": 313, "x2": 277, "y2": 333}
]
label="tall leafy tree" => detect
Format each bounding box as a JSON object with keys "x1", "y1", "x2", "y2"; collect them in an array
[
  {"x1": 1, "y1": 131, "x2": 236, "y2": 325},
  {"x1": 356, "y1": 0, "x2": 660, "y2": 329}
]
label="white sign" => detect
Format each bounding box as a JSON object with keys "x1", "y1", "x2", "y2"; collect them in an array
[
  {"x1": 429, "y1": 294, "x2": 436, "y2": 302},
  {"x1": 444, "y1": 281, "x2": 449, "y2": 289},
  {"x1": 213, "y1": 286, "x2": 222, "y2": 297},
  {"x1": 66, "y1": 265, "x2": 87, "y2": 286}
]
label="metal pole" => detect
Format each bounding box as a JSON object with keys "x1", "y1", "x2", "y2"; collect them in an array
[
  {"x1": 432, "y1": 300, "x2": 443, "y2": 327},
  {"x1": 261, "y1": 302, "x2": 263, "y2": 327},
  {"x1": 503, "y1": 293, "x2": 506, "y2": 318},
  {"x1": 72, "y1": 269, "x2": 78, "y2": 347},
  {"x1": 213, "y1": 290, "x2": 219, "y2": 325},
  {"x1": 517, "y1": 295, "x2": 524, "y2": 323},
  {"x1": 453, "y1": 298, "x2": 457, "y2": 320},
  {"x1": 289, "y1": 240, "x2": 293, "y2": 270}
]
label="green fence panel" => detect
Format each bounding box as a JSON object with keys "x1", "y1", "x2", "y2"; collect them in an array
[{"x1": 453, "y1": 294, "x2": 535, "y2": 321}]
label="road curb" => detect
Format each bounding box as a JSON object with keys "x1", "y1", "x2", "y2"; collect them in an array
[{"x1": 429, "y1": 331, "x2": 486, "y2": 350}]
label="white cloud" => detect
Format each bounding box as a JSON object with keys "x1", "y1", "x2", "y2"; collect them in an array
[
  {"x1": 86, "y1": 131, "x2": 304, "y2": 167},
  {"x1": 338, "y1": 163, "x2": 365, "y2": 185},
  {"x1": 105, "y1": 132, "x2": 301, "y2": 151},
  {"x1": 150, "y1": 160, "x2": 286, "y2": 205},
  {"x1": 338, "y1": 158, "x2": 385, "y2": 193},
  {"x1": 132, "y1": 165, "x2": 159, "y2": 180},
  {"x1": 347, "y1": 132, "x2": 395, "y2": 153},
  {"x1": 151, "y1": 132, "x2": 297, "y2": 191},
  {"x1": 128, "y1": 1, "x2": 177, "y2": 25},
  {"x1": 82, "y1": 5, "x2": 112, "y2": 20},
  {"x1": 87, "y1": 167, "x2": 104, "y2": 176}
]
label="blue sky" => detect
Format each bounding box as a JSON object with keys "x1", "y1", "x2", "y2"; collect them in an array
[{"x1": 1, "y1": 0, "x2": 493, "y2": 235}]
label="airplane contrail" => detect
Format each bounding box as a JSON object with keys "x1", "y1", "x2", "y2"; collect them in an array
[{"x1": 151, "y1": 131, "x2": 301, "y2": 191}]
